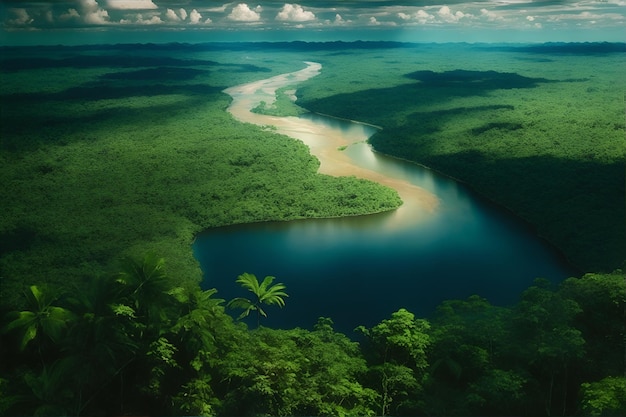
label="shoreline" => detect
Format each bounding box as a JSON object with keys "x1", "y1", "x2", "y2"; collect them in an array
[{"x1": 223, "y1": 61, "x2": 439, "y2": 222}]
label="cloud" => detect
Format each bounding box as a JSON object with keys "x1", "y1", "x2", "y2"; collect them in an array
[
  {"x1": 437, "y1": 6, "x2": 468, "y2": 23},
  {"x1": 228, "y1": 4, "x2": 262, "y2": 22},
  {"x1": 276, "y1": 4, "x2": 315, "y2": 22},
  {"x1": 480, "y1": 8, "x2": 503, "y2": 22},
  {"x1": 189, "y1": 9, "x2": 202, "y2": 24},
  {"x1": 106, "y1": 0, "x2": 157, "y2": 10},
  {"x1": 6, "y1": 8, "x2": 33, "y2": 26},
  {"x1": 0, "y1": 0, "x2": 624, "y2": 38},
  {"x1": 166, "y1": 8, "x2": 180, "y2": 21},
  {"x1": 60, "y1": 8, "x2": 81, "y2": 21},
  {"x1": 334, "y1": 13, "x2": 347, "y2": 24},
  {"x1": 120, "y1": 13, "x2": 162, "y2": 25},
  {"x1": 398, "y1": 9, "x2": 434, "y2": 24},
  {"x1": 79, "y1": 0, "x2": 110, "y2": 25}
]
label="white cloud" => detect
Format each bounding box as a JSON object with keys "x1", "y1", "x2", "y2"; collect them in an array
[
  {"x1": 78, "y1": 0, "x2": 110, "y2": 25},
  {"x1": 7, "y1": 8, "x2": 33, "y2": 26},
  {"x1": 228, "y1": 4, "x2": 261, "y2": 22},
  {"x1": 397, "y1": 9, "x2": 434, "y2": 24},
  {"x1": 106, "y1": 0, "x2": 157, "y2": 10},
  {"x1": 84, "y1": 8, "x2": 110, "y2": 24},
  {"x1": 179, "y1": 8, "x2": 188, "y2": 21},
  {"x1": 166, "y1": 8, "x2": 180, "y2": 21},
  {"x1": 120, "y1": 13, "x2": 162, "y2": 24},
  {"x1": 437, "y1": 6, "x2": 468, "y2": 23},
  {"x1": 480, "y1": 8, "x2": 502, "y2": 22},
  {"x1": 526, "y1": 15, "x2": 535, "y2": 21},
  {"x1": 369, "y1": 16, "x2": 380, "y2": 25},
  {"x1": 60, "y1": 8, "x2": 80, "y2": 21},
  {"x1": 189, "y1": 9, "x2": 202, "y2": 24},
  {"x1": 276, "y1": 4, "x2": 315, "y2": 22}
]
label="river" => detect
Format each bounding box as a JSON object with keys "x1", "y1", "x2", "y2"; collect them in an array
[{"x1": 193, "y1": 62, "x2": 578, "y2": 334}]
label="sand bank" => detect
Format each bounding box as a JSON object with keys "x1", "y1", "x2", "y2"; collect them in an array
[{"x1": 224, "y1": 62, "x2": 438, "y2": 223}]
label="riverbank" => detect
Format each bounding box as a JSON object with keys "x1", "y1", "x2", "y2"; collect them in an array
[
  {"x1": 0, "y1": 46, "x2": 403, "y2": 308},
  {"x1": 296, "y1": 45, "x2": 625, "y2": 272},
  {"x1": 224, "y1": 61, "x2": 439, "y2": 225}
]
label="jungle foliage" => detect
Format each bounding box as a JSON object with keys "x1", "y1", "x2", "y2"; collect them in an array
[
  {"x1": 297, "y1": 43, "x2": 625, "y2": 272},
  {"x1": 0, "y1": 44, "x2": 400, "y2": 307},
  {"x1": 1, "y1": 254, "x2": 625, "y2": 416},
  {"x1": 1, "y1": 42, "x2": 624, "y2": 415}
]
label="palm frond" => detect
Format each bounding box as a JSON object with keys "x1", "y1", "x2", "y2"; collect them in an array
[
  {"x1": 236, "y1": 273, "x2": 261, "y2": 295},
  {"x1": 227, "y1": 297, "x2": 254, "y2": 310}
]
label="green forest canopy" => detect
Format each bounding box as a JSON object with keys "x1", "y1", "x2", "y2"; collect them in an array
[{"x1": 0, "y1": 41, "x2": 624, "y2": 416}]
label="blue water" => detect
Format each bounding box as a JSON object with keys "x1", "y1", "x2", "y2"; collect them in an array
[{"x1": 193, "y1": 113, "x2": 578, "y2": 334}]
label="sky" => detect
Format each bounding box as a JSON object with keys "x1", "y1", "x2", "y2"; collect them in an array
[{"x1": 0, "y1": 0, "x2": 624, "y2": 45}]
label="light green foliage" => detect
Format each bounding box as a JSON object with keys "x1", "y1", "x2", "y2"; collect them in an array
[
  {"x1": 357, "y1": 308, "x2": 431, "y2": 415},
  {"x1": 218, "y1": 319, "x2": 376, "y2": 416},
  {"x1": 0, "y1": 45, "x2": 401, "y2": 309},
  {"x1": 252, "y1": 86, "x2": 307, "y2": 117},
  {"x1": 228, "y1": 273, "x2": 288, "y2": 325},
  {"x1": 297, "y1": 44, "x2": 625, "y2": 271},
  {"x1": 580, "y1": 376, "x2": 626, "y2": 416}
]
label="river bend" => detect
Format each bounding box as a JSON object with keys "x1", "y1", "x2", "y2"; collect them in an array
[{"x1": 194, "y1": 62, "x2": 577, "y2": 333}]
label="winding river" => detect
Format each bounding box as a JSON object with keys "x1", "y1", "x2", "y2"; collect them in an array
[{"x1": 193, "y1": 62, "x2": 578, "y2": 333}]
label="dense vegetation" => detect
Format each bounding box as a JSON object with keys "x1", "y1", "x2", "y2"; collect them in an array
[
  {"x1": 297, "y1": 43, "x2": 625, "y2": 272},
  {"x1": 1, "y1": 42, "x2": 624, "y2": 415},
  {"x1": 0, "y1": 44, "x2": 400, "y2": 307},
  {"x1": 1, "y1": 254, "x2": 624, "y2": 416}
]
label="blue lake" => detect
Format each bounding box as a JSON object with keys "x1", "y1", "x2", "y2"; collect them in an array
[{"x1": 193, "y1": 111, "x2": 578, "y2": 334}]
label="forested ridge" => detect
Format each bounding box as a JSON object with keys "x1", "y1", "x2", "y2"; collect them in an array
[{"x1": 1, "y1": 42, "x2": 625, "y2": 415}]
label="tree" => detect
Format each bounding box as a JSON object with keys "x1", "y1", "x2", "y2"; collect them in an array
[
  {"x1": 580, "y1": 376, "x2": 626, "y2": 416},
  {"x1": 511, "y1": 278, "x2": 585, "y2": 416},
  {"x1": 216, "y1": 321, "x2": 376, "y2": 416},
  {"x1": 227, "y1": 273, "x2": 288, "y2": 327},
  {"x1": 356, "y1": 308, "x2": 431, "y2": 416},
  {"x1": 560, "y1": 271, "x2": 626, "y2": 379},
  {"x1": 424, "y1": 296, "x2": 520, "y2": 416},
  {"x1": 2, "y1": 285, "x2": 73, "y2": 352}
]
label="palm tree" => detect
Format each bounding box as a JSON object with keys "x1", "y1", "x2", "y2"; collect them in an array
[
  {"x1": 227, "y1": 273, "x2": 288, "y2": 327},
  {"x1": 116, "y1": 253, "x2": 179, "y2": 335},
  {"x1": 2, "y1": 285, "x2": 73, "y2": 351}
]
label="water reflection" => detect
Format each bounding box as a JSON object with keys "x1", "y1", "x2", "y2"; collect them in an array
[{"x1": 193, "y1": 65, "x2": 578, "y2": 334}]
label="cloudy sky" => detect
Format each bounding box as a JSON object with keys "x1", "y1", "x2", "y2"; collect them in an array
[{"x1": 1, "y1": 0, "x2": 624, "y2": 44}]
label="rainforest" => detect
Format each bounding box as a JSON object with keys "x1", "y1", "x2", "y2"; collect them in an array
[{"x1": 0, "y1": 41, "x2": 625, "y2": 416}]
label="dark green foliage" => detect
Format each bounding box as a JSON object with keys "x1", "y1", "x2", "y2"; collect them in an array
[
  {"x1": 1, "y1": 261, "x2": 625, "y2": 416},
  {"x1": 1, "y1": 42, "x2": 624, "y2": 416},
  {"x1": 297, "y1": 46, "x2": 625, "y2": 271},
  {"x1": 0, "y1": 45, "x2": 401, "y2": 309}
]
